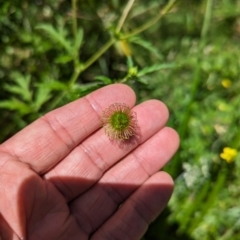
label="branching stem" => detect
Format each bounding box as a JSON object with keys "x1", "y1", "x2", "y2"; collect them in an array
[
  {"x1": 116, "y1": 0, "x2": 136, "y2": 33},
  {"x1": 50, "y1": 0, "x2": 177, "y2": 110}
]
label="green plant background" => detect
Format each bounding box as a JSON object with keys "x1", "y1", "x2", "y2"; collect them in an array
[{"x1": 1, "y1": 0, "x2": 240, "y2": 239}]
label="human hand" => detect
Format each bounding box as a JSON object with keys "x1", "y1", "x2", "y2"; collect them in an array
[{"x1": 0, "y1": 84, "x2": 179, "y2": 240}]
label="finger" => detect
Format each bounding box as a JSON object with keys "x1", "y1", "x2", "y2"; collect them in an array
[
  {"x1": 70, "y1": 127, "x2": 179, "y2": 234},
  {"x1": 0, "y1": 84, "x2": 136, "y2": 174},
  {"x1": 45, "y1": 100, "x2": 169, "y2": 201},
  {"x1": 91, "y1": 171, "x2": 174, "y2": 240}
]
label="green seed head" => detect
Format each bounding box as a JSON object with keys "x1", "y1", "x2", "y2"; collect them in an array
[
  {"x1": 110, "y1": 112, "x2": 130, "y2": 130},
  {"x1": 101, "y1": 103, "x2": 138, "y2": 141}
]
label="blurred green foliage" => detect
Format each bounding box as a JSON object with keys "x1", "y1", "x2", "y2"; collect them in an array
[{"x1": 1, "y1": 0, "x2": 240, "y2": 239}]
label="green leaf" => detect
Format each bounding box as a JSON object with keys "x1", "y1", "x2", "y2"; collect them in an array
[
  {"x1": 12, "y1": 73, "x2": 31, "y2": 90},
  {"x1": 33, "y1": 86, "x2": 52, "y2": 111},
  {"x1": 37, "y1": 81, "x2": 69, "y2": 91},
  {"x1": 137, "y1": 77, "x2": 148, "y2": 85},
  {"x1": 0, "y1": 98, "x2": 32, "y2": 115},
  {"x1": 137, "y1": 63, "x2": 176, "y2": 77},
  {"x1": 72, "y1": 82, "x2": 104, "y2": 97},
  {"x1": 74, "y1": 28, "x2": 84, "y2": 54},
  {"x1": 55, "y1": 54, "x2": 74, "y2": 64},
  {"x1": 94, "y1": 76, "x2": 112, "y2": 84},
  {"x1": 36, "y1": 24, "x2": 72, "y2": 54},
  {"x1": 129, "y1": 37, "x2": 163, "y2": 60},
  {"x1": 4, "y1": 85, "x2": 26, "y2": 97},
  {"x1": 5, "y1": 73, "x2": 32, "y2": 102}
]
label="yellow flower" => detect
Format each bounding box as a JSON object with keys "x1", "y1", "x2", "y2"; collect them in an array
[
  {"x1": 220, "y1": 147, "x2": 238, "y2": 163},
  {"x1": 221, "y1": 79, "x2": 232, "y2": 88}
]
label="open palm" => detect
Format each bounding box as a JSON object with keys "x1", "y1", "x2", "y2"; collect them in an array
[{"x1": 0, "y1": 84, "x2": 179, "y2": 240}]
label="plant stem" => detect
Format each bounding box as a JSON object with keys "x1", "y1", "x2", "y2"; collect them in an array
[
  {"x1": 48, "y1": 0, "x2": 176, "y2": 110},
  {"x1": 123, "y1": 0, "x2": 177, "y2": 39},
  {"x1": 116, "y1": 0, "x2": 136, "y2": 33},
  {"x1": 201, "y1": 0, "x2": 214, "y2": 44},
  {"x1": 81, "y1": 38, "x2": 115, "y2": 71},
  {"x1": 178, "y1": 179, "x2": 211, "y2": 232},
  {"x1": 82, "y1": 0, "x2": 177, "y2": 71},
  {"x1": 218, "y1": 218, "x2": 240, "y2": 240},
  {"x1": 189, "y1": 168, "x2": 226, "y2": 234},
  {"x1": 69, "y1": 64, "x2": 82, "y2": 86},
  {"x1": 72, "y1": 0, "x2": 80, "y2": 67},
  {"x1": 72, "y1": 0, "x2": 78, "y2": 40}
]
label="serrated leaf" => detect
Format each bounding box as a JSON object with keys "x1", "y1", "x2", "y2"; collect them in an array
[
  {"x1": 0, "y1": 98, "x2": 31, "y2": 115},
  {"x1": 5, "y1": 73, "x2": 32, "y2": 101},
  {"x1": 129, "y1": 37, "x2": 163, "y2": 60},
  {"x1": 4, "y1": 85, "x2": 25, "y2": 96},
  {"x1": 34, "y1": 87, "x2": 52, "y2": 111},
  {"x1": 94, "y1": 76, "x2": 112, "y2": 84},
  {"x1": 36, "y1": 24, "x2": 72, "y2": 54},
  {"x1": 37, "y1": 81, "x2": 69, "y2": 91},
  {"x1": 11, "y1": 73, "x2": 31, "y2": 89},
  {"x1": 138, "y1": 63, "x2": 176, "y2": 77}
]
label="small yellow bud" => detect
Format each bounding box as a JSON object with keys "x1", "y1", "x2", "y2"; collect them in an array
[
  {"x1": 128, "y1": 67, "x2": 138, "y2": 77},
  {"x1": 221, "y1": 79, "x2": 232, "y2": 88},
  {"x1": 120, "y1": 40, "x2": 131, "y2": 56}
]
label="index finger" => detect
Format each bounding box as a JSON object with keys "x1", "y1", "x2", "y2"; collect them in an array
[{"x1": 0, "y1": 84, "x2": 136, "y2": 174}]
